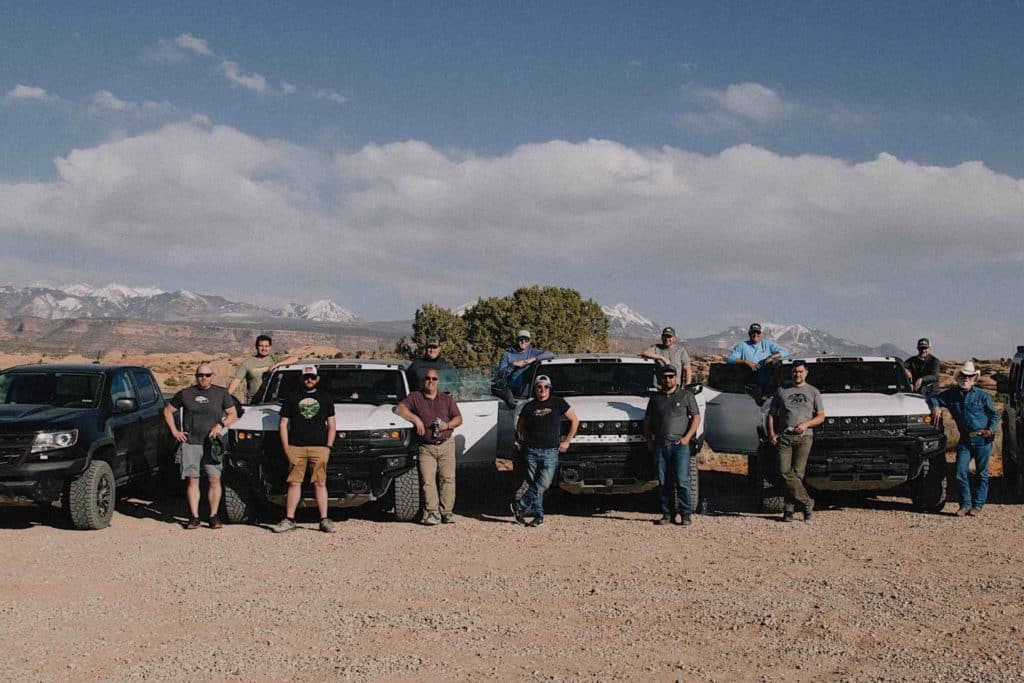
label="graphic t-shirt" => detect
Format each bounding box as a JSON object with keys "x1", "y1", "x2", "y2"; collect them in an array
[
  {"x1": 234, "y1": 353, "x2": 287, "y2": 401},
  {"x1": 770, "y1": 383, "x2": 824, "y2": 434},
  {"x1": 170, "y1": 385, "x2": 235, "y2": 445},
  {"x1": 644, "y1": 388, "x2": 700, "y2": 442},
  {"x1": 279, "y1": 389, "x2": 336, "y2": 446},
  {"x1": 519, "y1": 397, "x2": 571, "y2": 449}
]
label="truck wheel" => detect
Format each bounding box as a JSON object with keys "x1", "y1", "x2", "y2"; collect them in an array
[
  {"x1": 757, "y1": 452, "x2": 786, "y2": 514},
  {"x1": 221, "y1": 478, "x2": 257, "y2": 524},
  {"x1": 689, "y1": 449, "x2": 701, "y2": 513},
  {"x1": 911, "y1": 456, "x2": 947, "y2": 513},
  {"x1": 67, "y1": 460, "x2": 116, "y2": 530},
  {"x1": 1001, "y1": 412, "x2": 1021, "y2": 500},
  {"x1": 392, "y1": 467, "x2": 422, "y2": 522}
]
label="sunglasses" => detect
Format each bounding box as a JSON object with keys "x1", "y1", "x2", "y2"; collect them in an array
[
  {"x1": 535, "y1": 384, "x2": 551, "y2": 389},
  {"x1": 301, "y1": 374, "x2": 318, "y2": 380},
  {"x1": 424, "y1": 377, "x2": 439, "y2": 382},
  {"x1": 517, "y1": 337, "x2": 531, "y2": 342},
  {"x1": 658, "y1": 375, "x2": 676, "y2": 381},
  {"x1": 195, "y1": 372, "x2": 213, "y2": 378}
]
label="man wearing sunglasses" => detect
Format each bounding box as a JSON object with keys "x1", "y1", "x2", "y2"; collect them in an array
[
  {"x1": 396, "y1": 370, "x2": 463, "y2": 525},
  {"x1": 495, "y1": 330, "x2": 554, "y2": 406},
  {"x1": 272, "y1": 365, "x2": 337, "y2": 533},
  {"x1": 164, "y1": 363, "x2": 237, "y2": 530},
  {"x1": 644, "y1": 365, "x2": 701, "y2": 526}
]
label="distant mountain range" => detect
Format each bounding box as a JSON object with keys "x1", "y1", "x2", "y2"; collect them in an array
[
  {"x1": 0, "y1": 283, "x2": 358, "y2": 324},
  {"x1": 686, "y1": 322, "x2": 910, "y2": 358}
]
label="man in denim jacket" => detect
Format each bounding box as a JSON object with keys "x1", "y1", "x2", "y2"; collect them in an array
[{"x1": 929, "y1": 360, "x2": 1000, "y2": 517}]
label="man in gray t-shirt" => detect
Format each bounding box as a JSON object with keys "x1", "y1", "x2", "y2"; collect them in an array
[
  {"x1": 768, "y1": 361, "x2": 826, "y2": 522},
  {"x1": 640, "y1": 326, "x2": 692, "y2": 385}
]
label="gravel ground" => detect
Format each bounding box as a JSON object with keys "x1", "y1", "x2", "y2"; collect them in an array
[{"x1": 1, "y1": 460, "x2": 1022, "y2": 682}]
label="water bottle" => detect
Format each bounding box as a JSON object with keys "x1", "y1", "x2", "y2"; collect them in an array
[{"x1": 699, "y1": 498, "x2": 709, "y2": 515}]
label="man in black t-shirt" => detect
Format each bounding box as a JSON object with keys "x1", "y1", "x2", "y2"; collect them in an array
[
  {"x1": 644, "y1": 365, "x2": 701, "y2": 526},
  {"x1": 510, "y1": 375, "x2": 579, "y2": 527},
  {"x1": 271, "y1": 365, "x2": 337, "y2": 533},
  {"x1": 905, "y1": 337, "x2": 941, "y2": 396},
  {"x1": 163, "y1": 363, "x2": 237, "y2": 530}
]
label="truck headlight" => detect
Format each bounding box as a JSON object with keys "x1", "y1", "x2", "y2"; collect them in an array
[
  {"x1": 908, "y1": 414, "x2": 932, "y2": 425},
  {"x1": 31, "y1": 429, "x2": 79, "y2": 453}
]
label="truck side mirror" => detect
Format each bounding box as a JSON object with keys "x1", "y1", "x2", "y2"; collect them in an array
[
  {"x1": 115, "y1": 398, "x2": 137, "y2": 413},
  {"x1": 685, "y1": 382, "x2": 703, "y2": 396},
  {"x1": 993, "y1": 373, "x2": 1010, "y2": 395}
]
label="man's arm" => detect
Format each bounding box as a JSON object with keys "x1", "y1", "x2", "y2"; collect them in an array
[
  {"x1": 395, "y1": 402, "x2": 426, "y2": 437},
  {"x1": 726, "y1": 344, "x2": 758, "y2": 371},
  {"x1": 795, "y1": 391, "x2": 826, "y2": 433},
  {"x1": 270, "y1": 354, "x2": 298, "y2": 372},
  {"x1": 643, "y1": 414, "x2": 654, "y2": 452},
  {"x1": 984, "y1": 392, "x2": 1000, "y2": 433},
  {"x1": 679, "y1": 406, "x2": 701, "y2": 445},
  {"x1": 559, "y1": 407, "x2": 580, "y2": 453},
  {"x1": 279, "y1": 416, "x2": 290, "y2": 450},
  {"x1": 767, "y1": 412, "x2": 778, "y2": 445},
  {"x1": 326, "y1": 415, "x2": 336, "y2": 448},
  {"x1": 496, "y1": 351, "x2": 514, "y2": 378},
  {"x1": 533, "y1": 348, "x2": 555, "y2": 363},
  {"x1": 762, "y1": 341, "x2": 786, "y2": 365},
  {"x1": 227, "y1": 378, "x2": 241, "y2": 395},
  {"x1": 683, "y1": 363, "x2": 693, "y2": 386},
  {"x1": 163, "y1": 402, "x2": 187, "y2": 443},
  {"x1": 442, "y1": 398, "x2": 463, "y2": 431},
  {"x1": 640, "y1": 345, "x2": 660, "y2": 361},
  {"x1": 210, "y1": 405, "x2": 237, "y2": 439}
]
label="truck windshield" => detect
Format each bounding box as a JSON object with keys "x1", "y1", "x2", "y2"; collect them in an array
[
  {"x1": 538, "y1": 363, "x2": 657, "y2": 396},
  {"x1": 262, "y1": 369, "x2": 407, "y2": 405},
  {"x1": 787, "y1": 362, "x2": 913, "y2": 394},
  {"x1": 0, "y1": 372, "x2": 104, "y2": 408}
]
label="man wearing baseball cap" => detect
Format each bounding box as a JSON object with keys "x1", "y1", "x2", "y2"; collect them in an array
[
  {"x1": 767, "y1": 360, "x2": 825, "y2": 522},
  {"x1": 904, "y1": 338, "x2": 941, "y2": 396},
  {"x1": 929, "y1": 360, "x2": 1000, "y2": 516},
  {"x1": 495, "y1": 329, "x2": 554, "y2": 405},
  {"x1": 726, "y1": 323, "x2": 789, "y2": 388},
  {"x1": 641, "y1": 327, "x2": 693, "y2": 385},
  {"x1": 644, "y1": 364, "x2": 701, "y2": 526},
  {"x1": 407, "y1": 337, "x2": 453, "y2": 392},
  {"x1": 511, "y1": 374, "x2": 579, "y2": 527}
]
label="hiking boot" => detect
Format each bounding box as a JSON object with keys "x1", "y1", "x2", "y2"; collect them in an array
[
  {"x1": 803, "y1": 500, "x2": 815, "y2": 523},
  {"x1": 208, "y1": 515, "x2": 223, "y2": 530},
  {"x1": 271, "y1": 518, "x2": 297, "y2": 533},
  {"x1": 184, "y1": 517, "x2": 201, "y2": 530},
  {"x1": 441, "y1": 513, "x2": 455, "y2": 524},
  {"x1": 968, "y1": 507, "x2": 982, "y2": 517},
  {"x1": 319, "y1": 518, "x2": 337, "y2": 533},
  {"x1": 654, "y1": 515, "x2": 672, "y2": 525},
  {"x1": 955, "y1": 506, "x2": 971, "y2": 517},
  {"x1": 422, "y1": 512, "x2": 441, "y2": 526},
  {"x1": 510, "y1": 502, "x2": 527, "y2": 526},
  {"x1": 681, "y1": 514, "x2": 693, "y2": 526},
  {"x1": 782, "y1": 511, "x2": 795, "y2": 523},
  {"x1": 527, "y1": 516, "x2": 545, "y2": 527}
]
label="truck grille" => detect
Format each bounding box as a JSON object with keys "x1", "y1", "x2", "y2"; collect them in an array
[{"x1": 0, "y1": 433, "x2": 34, "y2": 466}]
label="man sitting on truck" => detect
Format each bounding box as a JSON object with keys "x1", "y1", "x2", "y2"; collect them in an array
[
  {"x1": 905, "y1": 338, "x2": 941, "y2": 396},
  {"x1": 495, "y1": 330, "x2": 554, "y2": 405},
  {"x1": 726, "y1": 323, "x2": 788, "y2": 389}
]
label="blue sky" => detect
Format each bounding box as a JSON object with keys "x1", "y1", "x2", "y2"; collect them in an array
[{"x1": 1, "y1": 1, "x2": 1022, "y2": 357}]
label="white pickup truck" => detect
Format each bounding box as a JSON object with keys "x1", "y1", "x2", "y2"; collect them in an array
[{"x1": 702, "y1": 355, "x2": 947, "y2": 512}]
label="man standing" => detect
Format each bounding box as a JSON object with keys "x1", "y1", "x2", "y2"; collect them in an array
[
  {"x1": 726, "y1": 323, "x2": 788, "y2": 388},
  {"x1": 511, "y1": 375, "x2": 579, "y2": 528},
  {"x1": 395, "y1": 370, "x2": 463, "y2": 525},
  {"x1": 495, "y1": 330, "x2": 554, "y2": 403},
  {"x1": 272, "y1": 365, "x2": 337, "y2": 533},
  {"x1": 929, "y1": 361, "x2": 999, "y2": 517},
  {"x1": 641, "y1": 326, "x2": 693, "y2": 385},
  {"x1": 767, "y1": 361, "x2": 825, "y2": 522},
  {"x1": 227, "y1": 335, "x2": 297, "y2": 404},
  {"x1": 905, "y1": 338, "x2": 941, "y2": 395},
  {"x1": 643, "y1": 365, "x2": 701, "y2": 526},
  {"x1": 407, "y1": 338, "x2": 454, "y2": 392},
  {"x1": 163, "y1": 363, "x2": 237, "y2": 530}
]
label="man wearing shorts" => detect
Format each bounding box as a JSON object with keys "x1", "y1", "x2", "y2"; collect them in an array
[
  {"x1": 272, "y1": 365, "x2": 337, "y2": 533},
  {"x1": 164, "y1": 363, "x2": 237, "y2": 530}
]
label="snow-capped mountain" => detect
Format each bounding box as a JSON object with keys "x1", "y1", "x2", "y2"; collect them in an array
[
  {"x1": 686, "y1": 322, "x2": 909, "y2": 358},
  {"x1": 0, "y1": 283, "x2": 360, "y2": 325},
  {"x1": 602, "y1": 303, "x2": 660, "y2": 338}
]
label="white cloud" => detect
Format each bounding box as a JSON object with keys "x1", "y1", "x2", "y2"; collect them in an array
[
  {"x1": 314, "y1": 88, "x2": 346, "y2": 105},
  {"x1": 174, "y1": 33, "x2": 212, "y2": 56},
  {"x1": 219, "y1": 60, "x2": 269, "y2": 93},
  {"x1": 88, "y1": 90, "x2": 177, "y2": 117},
  {"x1": 3, "y1": 84, "x2": 58, "y2": 104},
  {"x1": 702, "y1": 82, "x2": 787, "y2": 124},
  {"x1": 280, "y1": 81, "x2": 297, "y2": 95}
]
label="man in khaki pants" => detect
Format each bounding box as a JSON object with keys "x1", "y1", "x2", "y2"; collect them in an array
[{"x1": 396, "y1": 370, "x2": 463, "y2": 525}]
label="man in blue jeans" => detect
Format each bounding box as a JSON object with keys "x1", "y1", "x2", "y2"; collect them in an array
[
  {"x1": 511, "y1": 375, "x2": 579, "y2": 527},
  {"x1": 929, "y1": 360, "x2": 1000, "y2": 517},
  {"x1": 644, "y1": 365, "x2": 701, "y2": 526}
]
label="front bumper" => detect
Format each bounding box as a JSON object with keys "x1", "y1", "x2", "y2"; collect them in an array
[
  {"x1": 803, "y1": 432, "x2": 946, "y2": 491},
  {"x1": 553, "y1": 442, "x2": 657, "y2": 495},
  {"x1": 0, "y1": 440, "x2": 90, "y2": 505}
]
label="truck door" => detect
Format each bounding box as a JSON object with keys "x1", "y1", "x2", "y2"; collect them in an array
[
  {"x1": 106, "y1": 370, "x2": 141, "y2": 481},
  {"x1": 703, "y1": 363, "x2": 762, "y2": 455},
  {"x1": 453, "y1": 399, "x2": 500, "y2": 468},
  {"x1": 130, "y1": 369, "x2": 165, "y2": 476}
]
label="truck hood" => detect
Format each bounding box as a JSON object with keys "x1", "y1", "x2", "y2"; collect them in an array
[
  {"x1": 816, "y1": 393, "x2": 931, "y2": 417},
  {"x1": 0, "y1": 404, "x2": 86, "y2": 424},
  {"x1": 232, "y1": 403, "x2": 413, "y2": 432},
  {"x1": 562, "y1": 395, "x2": 649, "y2": 421}
]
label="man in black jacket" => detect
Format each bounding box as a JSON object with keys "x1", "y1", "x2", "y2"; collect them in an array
[
  {"x1": 905, "y1": 338, "x2": 941, "y2": 396},
  {"x1": 407, "y1": 339, "x2": 453, "y2": 392}
]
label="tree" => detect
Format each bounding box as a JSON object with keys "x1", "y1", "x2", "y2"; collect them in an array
[{"x1": 396, "y1": 303, "x2": 474, "y2": 367}]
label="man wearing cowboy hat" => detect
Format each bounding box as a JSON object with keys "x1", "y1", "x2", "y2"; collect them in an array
[{"x1": 929, "y1": 360, "x2": 1000, "y2": 516}]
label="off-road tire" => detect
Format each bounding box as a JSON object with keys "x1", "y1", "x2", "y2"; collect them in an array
[
  {"x1": 911, "y1": 456, "x2": 947, "y2": 513},
  {"x1": 1002, "y1": 410, "x2": 1022, "y2": 501},
  {"x1": 757, "y1": 449, "x2": 786, "y2": 514},
  {"x1": 392, "y1": 467, "x2": 422, "y2": 522},
  {"x1": 689, "y1": 449, "x2": 701, "y2": 513},
  {"x1": 221, "y1": 478, "x2": 257, "y2": 524},
  {"x1": 67, "y1": 460, "x2": 116, "y2": 530}
]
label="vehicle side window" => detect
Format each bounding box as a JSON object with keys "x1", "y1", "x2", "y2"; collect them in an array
[
  {"x1": 707, "y1": 363, "x2": 754, "y2": 393},
  {"x1": 109, "y1": 371, "x2": 137, "y2": 403},
  {"x1": 131, "y1": 370, "x2": 159, "y2": 405}
]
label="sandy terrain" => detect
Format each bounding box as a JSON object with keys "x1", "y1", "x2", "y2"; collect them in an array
[{"x1": 1, "y1": 456, "x2": 1022, "y2": 682}]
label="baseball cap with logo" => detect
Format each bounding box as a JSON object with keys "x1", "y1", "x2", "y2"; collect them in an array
[
  {"x1": 534, "y1": 374, "x2": 552, "y2": 387},
  {"x1": 301, "y1": 365, "x2": 318, "y2": 377},
  {"x1": 661, "y1": 326, "x2": 676, "y2": 337},
  {"x1": 749, "y1": 323, "x2": 763, "y2": 334},
  {"x1": 656, "y1": 365, "x2": 677, "y2": 377},
  {"x1": 426, "y1": 338, "x2": 441, "y2": 347},
  {"x1": 917, "y1": 338, "x2": 931, "y2": 349}
]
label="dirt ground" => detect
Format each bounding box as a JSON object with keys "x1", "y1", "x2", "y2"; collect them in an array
[{"x1": 1, "y1": 455, "x2": 1022, "y2": 682}]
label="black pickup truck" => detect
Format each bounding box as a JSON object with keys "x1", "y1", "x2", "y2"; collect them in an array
[{"x1": 0, "y1": 364, "x2": 175, "y2": 529}]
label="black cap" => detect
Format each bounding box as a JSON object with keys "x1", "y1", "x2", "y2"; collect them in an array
[
  {"x1": 426, "y1": 338, "x2": 441, "y2": 347},
  {"x1": 917, "y1": 338, "x2": 930, "y2": 349},
  {"x1": 791, "y1": 360, "x2": 806, "y2": 368},
  {"x1": 749, "y1": 323, "x2": 762, "y2": 334},
  {"x1": 656, "y1": 365, "x2": 677, "y2": 377},
  {"x1": 661, "y1": 326, "x2": 675, "y2": 336}
]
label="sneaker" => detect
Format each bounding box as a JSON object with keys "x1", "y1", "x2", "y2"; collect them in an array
[
  {"x1": 654, "y1": 515, "x2": 672, "y2": 525},
  {"x1": 271, "y1": 518, "x2": 297, "y2": 533},
  {"x1": 968, "y1": 507, "x2": 982, "y2": 517},
  {"x1": 184, "y1": 517, "x2": 201, "y2": 530},
  {"x1": 319, "y1": 518, "x2": 337, "y2": 533},
  {"x1": 681, "y1": 514, "x2": 692, "y2": 526},
  {"x1": 510, "y1": 502, "x2": 527, "y2": 526},
  {"x1": 527, "y1": 516, "x2": 545, "y2": 527},
  {"x1": 782, "y1": 511, "x2": 795, "y2": 523},
  {"x1": 955, "y1": 506, "x2": 971, "y2": 517},
  {"x1": 422, "y1": 512, "x2": 441, "y2": 526},
  {"x1": 502, "y1": 387, "x2": 515, "y2": 408},
  {"x1": 208, "y1": 515, "x2": 223, "y2": 530},
  {"x1": 441, "y1": 513, "x2": 455, "y2": 524},
  {"x1": 803, "y1": 500, "x2": 815, "y2": 523}
]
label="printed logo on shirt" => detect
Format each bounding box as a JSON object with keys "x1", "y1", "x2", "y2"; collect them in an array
[
  {"x1": 194, "y1": 396, "x2": 209, "y2": 404},
  {"x1": 532, "y1": 408, "x2": 552, "y2": 417},
  {"x1": 298, "y1": 397, "x2": 321, "y2": 419},
  {"x1": 787, "y1": 394, "x2": 809, "y2": 404}
]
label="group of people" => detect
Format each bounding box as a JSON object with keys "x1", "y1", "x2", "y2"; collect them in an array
[{"x1": 161, "y1": 326, "x2": 1001, "y2": 531}]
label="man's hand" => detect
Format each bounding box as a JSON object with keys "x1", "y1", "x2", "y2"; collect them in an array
[
  {"x1": 172, "y1": 429, "x2": 188, "y2": 443},
  {"x1": 913, "y1": 378, "x2": 923, "y2": 391},
  {"x1": 746, "y1": 360, "x2": 759, "y2": 371},
  {"x1": 412, "y1": 418, "x2": 426, "y2": 437},
  {"x1": 931, "y1": 408, "x2": 942, "y2": 424},
  {"x1": 558, "y1": 439, "x2": 570, "y2": 453},
  {"x1": 645, "y1": 438, "x2": 654, "y2": 453},
  {"x1": 980, "y1": 429, "x2": 993, "y2": 439},
  {"x1": 676, "y1": 436, "x2": 691, "y2": 446},
  {"x1": 792, "y1": 423, "x2": 807, "y2": 434},
  {"x1": 209, "y1": 423, "x2": 224, "y2": 439},
  {"x1": 769, "y1": 434, "x2": 778, "y2": 445},
  {"x1": 763, "y1": 355, "x2": 777, "y2": 365}
]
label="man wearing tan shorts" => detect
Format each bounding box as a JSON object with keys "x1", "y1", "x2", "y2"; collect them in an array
[{"x1": 272, "y1": 365, "x2": 337, "y2": 533}]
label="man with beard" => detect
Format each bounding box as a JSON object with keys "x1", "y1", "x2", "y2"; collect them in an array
[{"x1": 767, "y1": 361, "x2": 825, "y2": 523}]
